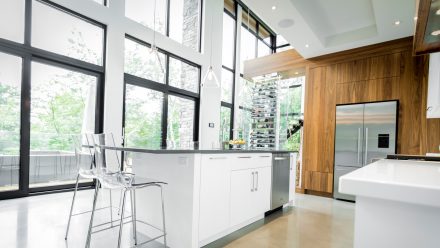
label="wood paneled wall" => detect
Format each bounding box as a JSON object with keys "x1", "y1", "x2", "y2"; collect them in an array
[{"x1": 302, "y1": 37, "x2": 440, "y2": 194}]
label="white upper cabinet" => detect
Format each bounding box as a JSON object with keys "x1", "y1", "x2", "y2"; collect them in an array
[{"x1": 427, "y1": 52, "x2": 440, "y2": 119}]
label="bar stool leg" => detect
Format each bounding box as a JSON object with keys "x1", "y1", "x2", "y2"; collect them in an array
[
  {"x1": 160, "y1": 185, "x2": 167, "y2": 247},
  {"x1": 86, "y1": 181, "x2": 100, "y2": 248},
  {"x1": 109, "y1": 190, "x2": 114, "y2": 227},
  {"x1": 117, "y1": 189, "x2": 128, "y2": 248},
  {"x1": 130, "y1": 189, "x2": 138, "y2": 244},
  {"x1": 65, "y1": 173, "x2": 80, "y2": 240}
]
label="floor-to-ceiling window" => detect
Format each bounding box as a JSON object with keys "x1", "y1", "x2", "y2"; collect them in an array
[
  {"x1": 0, "y1": 0, "x2": 105, "y2": 196},
  {"x1": 123, "y1": 36, "x2": 200, "y2": 149},
  {"x1": 220, "y1": 0, "x2": 236, "y2": 144},
  {"x1": 125, "y1": 0, "x2": 202, "y2": 51}
]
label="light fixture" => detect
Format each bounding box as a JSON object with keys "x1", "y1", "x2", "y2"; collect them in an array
[
  {"x1": 432, "y1": 30, "x2": 440, "y2": 36},
  {"x1": 394, "y1": 20, "x2": 401, "y2": 26},
  {"x1": 272, "y1": 6, "x2": 276, "y2": 10},
  {"x1": 414, "y1": 16, "x2": 418, "y2": 21},
  {"x1": 305, "y1": 44, "x2": 309, "y2": 48},
  {"x1": 294, "y1": 71, "x2": 299, "y2": 75},
  {"x1": 151, "y1": 0, "x2": 164, "y2": 73},
  {"x1": 201, "y1": 9, "x2": 219, "y2": 88},
  {"x1": 436, "y1": 9, "x2": 440, "y2": 15}
]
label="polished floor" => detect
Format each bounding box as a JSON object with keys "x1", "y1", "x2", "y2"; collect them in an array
[
  {"x1": 0, "y1": 190, "x2": 354, "y2": 248},
  {"x1": 206, "y1": 194, "x2": 354, "y2": 248}
]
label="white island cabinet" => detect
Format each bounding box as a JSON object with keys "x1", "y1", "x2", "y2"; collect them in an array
[
  {"x1": 130, "y1": 151, "x2": 281, "y2": 248},
  {"x1": 340, "y1": 159, "x2": 440, "y2": 248}
]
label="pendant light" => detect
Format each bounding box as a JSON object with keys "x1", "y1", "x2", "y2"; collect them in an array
[
  {"x1": 201, "y1": 8, "x2": 220, "y2": 88},
  {"x1": 151, "y1": 0, "x2": 165, "y2": 73}
]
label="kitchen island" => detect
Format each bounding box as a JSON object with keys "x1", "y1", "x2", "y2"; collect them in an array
[
  {"x1": 339, "y1": 159, "x2": 440, "y2": 248},
  {"x1": 116, "y1": 148, "x2": 297, "y2": 248}
]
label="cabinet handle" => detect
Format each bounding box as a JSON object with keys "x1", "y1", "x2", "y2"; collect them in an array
[
  {"x1": 274, "y1": 157, "x2": 287, "y2": 160},
  {"x1": 251, "y1": 172, "x2": 255, "y2": 192},
  {"x1": 255, "y1": 171, "x2": 259, "y2": 191},
  {"x1": 209, "y1": 157, "x2": 227, "y2": 160},
  {"x1": 427, "y1": 106, "x2": 433, "y2": 112},
  {"x1": 259, "y1": 155, "x2": 270, "y2": 158},
  {"x1": 238, "y1": 156, "x2": 251, "y2": 159}
]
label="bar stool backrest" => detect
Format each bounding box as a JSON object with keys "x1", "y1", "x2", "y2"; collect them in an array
[
  {"x1": 93, "y1": 133, "x2": 122, "y2": 174},
  {"x1": 72, "y1": 134, "x2": 94, "y2": 172}
]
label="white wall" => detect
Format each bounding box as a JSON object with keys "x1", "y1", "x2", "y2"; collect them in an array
[{"x1": 48, "y1": 0, "x2": 224, "y2": 148}]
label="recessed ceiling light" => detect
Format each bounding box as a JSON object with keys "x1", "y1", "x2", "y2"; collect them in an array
[
  {"x1": 432, "y1": 30, "x2": 440, "y2": 36},
  {"x1": 414, "y1": 16, "x2": 418, "y2": 21},
  {"x1": 394, "y1": 20, "x2": 401, "y2": 26},
  {"x1": 294, "y1": 72, "x2": 299, "y2": 75},
  {"x1": 272, "y1": 6, "x2": 276, "y2": 10},
  {"x1": 305, "y1": 44, "x2": 309, "y2": 48},
  {"x1": 436, "y1": 9, "x2": 440, "y2": 15}
]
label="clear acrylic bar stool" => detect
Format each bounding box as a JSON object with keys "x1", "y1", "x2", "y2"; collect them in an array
[
  {"x1": 85, "y1": 133, "x2": 167, "y2": 248},
  {"x1": 65, "y1": 134, "x2": 121, "y2": 240}
]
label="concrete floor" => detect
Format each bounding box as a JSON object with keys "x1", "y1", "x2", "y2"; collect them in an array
[{"x1": 0, "y1": 190, "x2": 354, "y2": 248}]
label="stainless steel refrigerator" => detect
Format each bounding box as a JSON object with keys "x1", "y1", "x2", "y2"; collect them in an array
[{"x1": 333, "y1": 101, "x2": 398, "y2": 201}]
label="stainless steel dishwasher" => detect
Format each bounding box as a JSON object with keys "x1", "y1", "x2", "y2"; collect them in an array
[{"x1": 271, "y1": 153, "x2": 290, "y2": 210}]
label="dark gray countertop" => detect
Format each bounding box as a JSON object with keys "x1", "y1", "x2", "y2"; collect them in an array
[{"x1": 102, "y1": 146, "x2": 297, "y2": 154}]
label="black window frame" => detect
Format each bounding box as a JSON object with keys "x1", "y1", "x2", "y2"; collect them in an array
[
  {"x1": 0, "y1": 0, "x2": 106, "y2": 199},
  {"x1": 220, "y1": 6, "x2": 237, "y2": 141},
  {"x1": 123, "y1": 34, "x2": 201, "y2": 149}
]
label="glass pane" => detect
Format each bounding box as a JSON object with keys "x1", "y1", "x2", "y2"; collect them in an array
[
  {"x1": 125, "y1": 85, "x2": 163, "y2": 149},
  {"x1": 258, "y1": 40, "x2": 271, "y2": 57},
  {"x1": 221, "y1": 69, "x2": 233, "y2": 103},
  {"x1": 31, "y1": 0, "x2": 104, "y2": 65},
  {"x1": 0, "y1": 0, "x2": 25, "y2": 43},
  {"x1": 258, "y1": 25, "x2": 270, "y2": 40},
  {"x1": 222, "y1": 12, "x2": 235, "y2": 69},
  {"x1": 237, "y1": 77, "x2": 254, "y2": 109},
  {"x1": 236, "y1": 108, "x2": 252, "y2": 144},
  {"x1": 169, "y1": 57, "x2": 199, "y2": 93},
  {"x1": 277, "y1": 45, "x2": 293, "y2": 53},
  {"x1": 125, "y1": 0, "x2": 167, "y2": 35},
  {"x1": 241, "y1": 10, "x2": 256, "y2": 33},
  {"x1": 30, "y1": 61, "x2": 97, "y2": 188},
  {"x1": 124, "y1": 38, "x2": 166, "y2": 84},
  {"x1": 276, "y1": 34, "x2": 288, "y2": 47},
  {"x1": 220, "y1": 107, "x2": 231, "y2": 143},
  {"x1": 169, "y1": 0, "x2": 201, "y2": 51},
  {"x1": 240, "y1": 27, "x2": 256, "y2": 74},
  {"x1": 224, "y1": 0, "x2": 235, "y2": 16},
  {"x1": 0, "y1": 52, "x2": 22, "y2": 192},
  {"x1": 167, "y1": 95, "x2": 195, "y2": 146}
]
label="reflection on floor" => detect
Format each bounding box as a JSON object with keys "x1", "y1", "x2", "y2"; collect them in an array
[
  {"x1": 205, "y1": 194, "x2": 355, "y2": 248},
  {"x1": 0, "y1": 191, "x2": 354, "y2": 248}
]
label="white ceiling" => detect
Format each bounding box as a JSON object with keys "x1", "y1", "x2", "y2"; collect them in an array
[{"x1": 243, "y1": 0, "x2": 417, "y2": 58}]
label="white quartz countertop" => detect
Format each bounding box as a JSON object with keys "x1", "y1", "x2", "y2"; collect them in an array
[{"x1": 339, "y1": 159, "x2": 440, "y2": 208}]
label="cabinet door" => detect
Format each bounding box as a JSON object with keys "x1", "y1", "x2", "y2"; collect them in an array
[
  {"x1": 252, "y1": 166, "x2": 271, "y2": 214},
  {"x1": 427, "y1": 52, "x2": 440, "y2": 118},
  {"x1": 230, "y1": 169, "x2": 255, "y2": 227},
  {"x1": 199, "y1": 155, "x2": 231, "y2": 241}
]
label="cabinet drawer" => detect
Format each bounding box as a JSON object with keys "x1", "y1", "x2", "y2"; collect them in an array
[{"x1": 231, "y1": 153, "x2": 272, "y2": 171}]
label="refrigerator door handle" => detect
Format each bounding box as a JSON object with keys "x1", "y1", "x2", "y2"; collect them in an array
[
  {"x1": 364, "y1": 128, "x2": 369, "y2": 165},
  {"x1": 357, "y1": 128, "x2": 361, "y2": 165}
]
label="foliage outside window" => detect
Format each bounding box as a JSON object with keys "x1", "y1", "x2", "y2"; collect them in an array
[
  {"x1": 124, "y1": 85, "x2": 163, "y2": 149},
  {"x1": 169, "y1": 57, "x2": 200, "y2": 93},
  {"x1": 125, "y1": 0, "x2": 167, "y2": 35},
  {"x1": 278, "y1": 76, "x2": 304, "y2": 151},
  {"x1": 167, "y1": 95, "x2": 195, "y2": 146},
  {"x1": 0, "y1": 52, "x2": 22, "y2": 191},
  {"x1": 220, "y1": 107, "x2": 231, "y2": 143}
]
